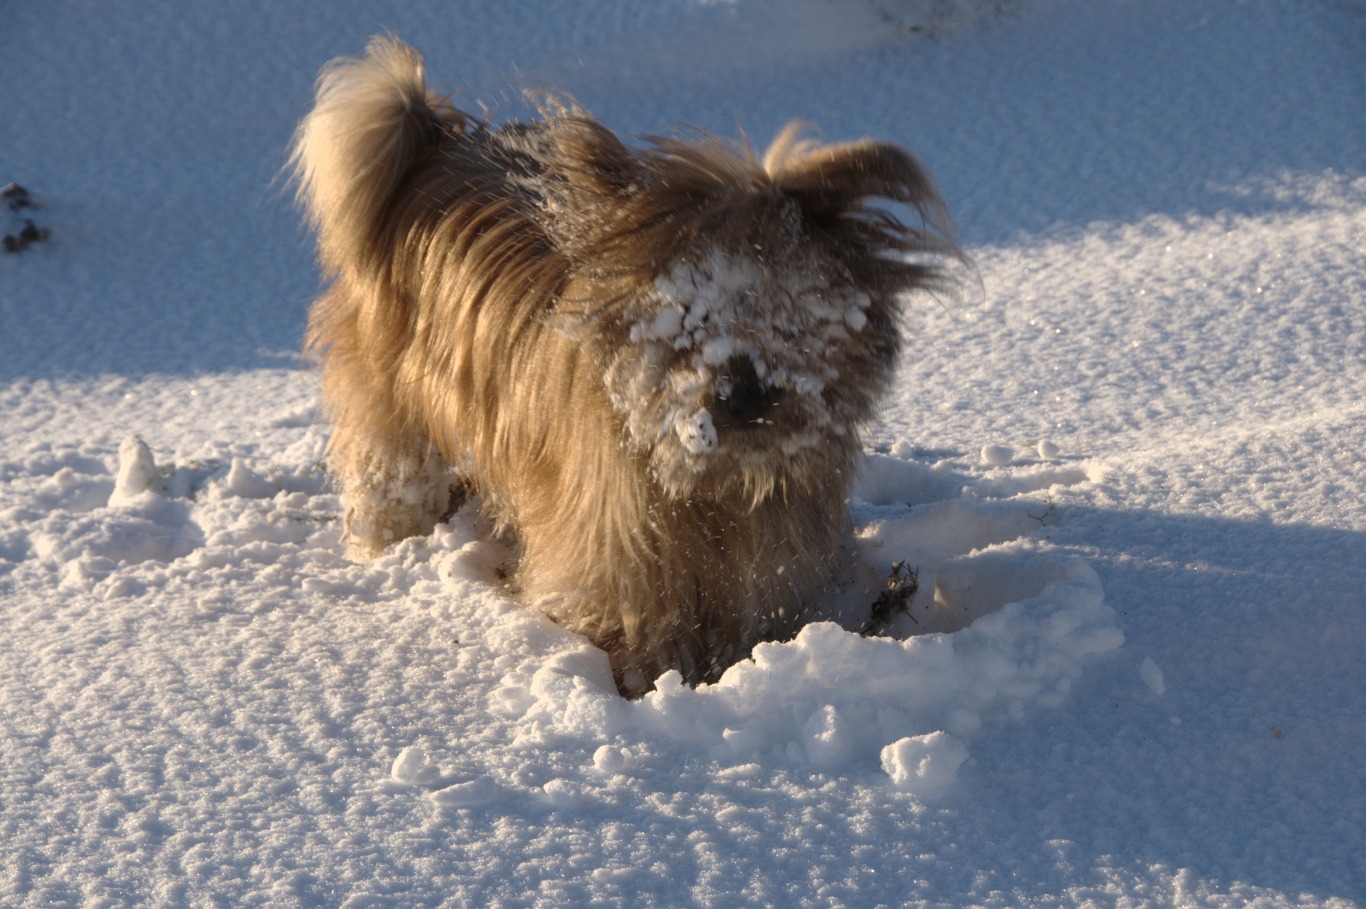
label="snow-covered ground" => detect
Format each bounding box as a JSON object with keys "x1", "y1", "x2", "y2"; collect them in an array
[{"x1": 3, "y1": 1, "x2": 1364, "y2": 906}]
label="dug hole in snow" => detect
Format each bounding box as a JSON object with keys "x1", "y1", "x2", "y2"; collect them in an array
[{"x1": 490, "y1": 450, "x2": 1121, "y2": 795}]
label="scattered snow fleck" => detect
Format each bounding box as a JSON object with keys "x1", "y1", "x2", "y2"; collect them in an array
[
  {"x1": 430, "y1": 777, "x2": 502, "y2": 809},
  {"x1": 390, "y1": 745, "x2": 433, "y2": 786},
  {"x1": 675, "y1": 406, "x2": 718, "y2": 455},
  {"x1": 1140, "y1": 657, "x2": 1166, "y2": 696},
  {"x1": 980, "y1": 444, "x2": 1013, "y2": 466},
  {"x1": 700, "y1": 335, "x2": 734, "y2": 366},
  {"x1": 541, "y1": 778, "x2": 582, "y2": 806},
  {"x1": 629, "y1": 304, "x2": 686, "y2": 342},
  {"x1": 591, "y1": 745, "x2": 630, "y2": 774},
  {"x1": 225, "y1": 457, "x2": 275, "y2": 498}
]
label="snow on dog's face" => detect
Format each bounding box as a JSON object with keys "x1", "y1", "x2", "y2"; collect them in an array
[
  {"x1": 540, "y1": 116, "x2": 958, "y2": 502},
  {"x1": 599, "y1": 250, "x2": 891, "y2": 500}
]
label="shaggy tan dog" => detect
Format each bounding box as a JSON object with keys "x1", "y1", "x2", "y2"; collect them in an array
[{"x1": 290, "y1": 36, "x2": 958, "y2": 695}]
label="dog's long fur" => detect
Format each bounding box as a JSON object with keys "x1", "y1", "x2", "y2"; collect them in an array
[{"x1": 290, "y1": 36, "x2": 958, "y2": 695}]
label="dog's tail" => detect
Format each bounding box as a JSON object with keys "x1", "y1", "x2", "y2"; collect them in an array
[{"x1": 288, "y1": 35, "x2": 448, "y2": 279}]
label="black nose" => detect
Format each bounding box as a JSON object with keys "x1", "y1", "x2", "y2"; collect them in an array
[{"x1": 716, "y1": 357, "x2": 780, "y2": 426}]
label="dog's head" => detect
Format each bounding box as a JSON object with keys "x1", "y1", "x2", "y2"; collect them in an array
[{"x1": 541, "y1": 116, "x2": 960, "y2": 503}]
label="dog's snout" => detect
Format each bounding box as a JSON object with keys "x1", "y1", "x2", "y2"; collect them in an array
[{"x1": 716, "y1": 358, "x2": 780, "y2": 426}]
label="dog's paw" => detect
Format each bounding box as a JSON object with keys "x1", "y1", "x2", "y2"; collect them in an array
[
  {"x1": 858, "y1": 560, "x2": 920, "y2": 635},
  {"x1": 845, "y1": 445, "x2": 1094, "y2": 636}
]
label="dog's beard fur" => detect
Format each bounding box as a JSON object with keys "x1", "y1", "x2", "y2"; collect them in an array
[{"x1": 290, "y1": 36, "x2": 960, "y2": 696}]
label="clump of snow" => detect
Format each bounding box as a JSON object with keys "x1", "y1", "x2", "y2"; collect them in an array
[
  {"x1": 430, "y1": 777, "x2": 503, "y2": 809},
  {"x1": 980, "y1": 442, "x2": 1014, "y2": 465},
  {"x1": 224, "y1": 457, "x2": 276, "y2": 499},
  {"x1": 390, "y1": 744, "x2": 437, "y2": 785},
  {"x1": 108, "y1": 434, "x2": 160, "y2": 505},
  {"x1": 592, "y1": 743, "x2": 631, "y2": 773},
  {"x1": 1139, "y1": 656, "x2": 1166, "y2": 696},
  {"x1": 881, "y1": 731, "x2": 969, "y2": 795},
  {"x1": 674, "y1": 406, "x2": 718, "y2": 454}
]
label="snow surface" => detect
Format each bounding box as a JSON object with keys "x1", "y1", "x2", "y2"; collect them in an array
[{"x1": 3, "y1": 0, "x2": 1365, "y2": 906}]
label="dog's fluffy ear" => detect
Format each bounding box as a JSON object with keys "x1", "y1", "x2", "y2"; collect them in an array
[
  {"x1": 545, "y1": 114, "x2": 639, "y2": 199},
  {"x1": 763, "y1": 122, "x2": 960, "y2": 289},
  {"x1": 537, "y1": 109, "x2": 666, "y2": 281},
  {"x1": 537, "y1": 108, "x2": 641, "y2": 224},
  {"x1": 767, "y1": 124, "x2": 953, "y2": 236}
]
